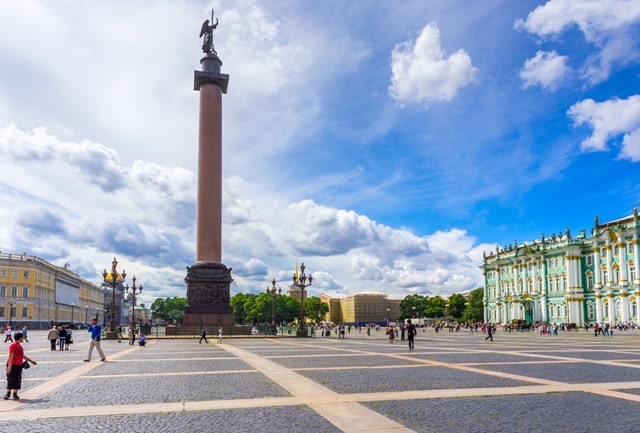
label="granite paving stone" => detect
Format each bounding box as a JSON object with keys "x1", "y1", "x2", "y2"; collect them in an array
[
  {"x1": 364, "y1": 392, "x2": 640, "y2": 433},
  {"x1": 3, "y1": 329, "x2": 640, "y2": 433},
  {"x1": 298, "y1": 365, "x2": 531, "y2": 393},
  {"x1": 477, "y1": 360, "x2": 640, "y2": 383}
]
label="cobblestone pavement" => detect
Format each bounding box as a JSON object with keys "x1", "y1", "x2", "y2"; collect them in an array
[{"x1": 1, "y1": 329, "x2": 640, "y2": 432}]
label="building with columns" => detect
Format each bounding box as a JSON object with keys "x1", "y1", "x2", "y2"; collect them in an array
[
  {"x1": 320, "y1": 293, "x2": 402, "y2": 324},
  {"x1": 482, "y1": 207, "x2": 640, "y2": 327},
  {"x1": 0, "y1": 252, "x2": 104, "y2": 329}
]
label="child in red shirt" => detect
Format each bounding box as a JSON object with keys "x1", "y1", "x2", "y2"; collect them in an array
[{"x1": 5, "y1": 332, "x2": 37, "y2": 400}]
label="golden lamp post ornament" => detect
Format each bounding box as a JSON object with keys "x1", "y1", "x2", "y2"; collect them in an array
[{"x1": 103, "y1": 257, "x2": 126, "y2": 334}]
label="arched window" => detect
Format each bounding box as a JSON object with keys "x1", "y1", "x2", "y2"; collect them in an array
[
  {"x1": 586, "y1": 272, "x2": 594, "y2": 290},
  {"x1": 587, "y1": 301, "x2": 595, "y2": 320}
]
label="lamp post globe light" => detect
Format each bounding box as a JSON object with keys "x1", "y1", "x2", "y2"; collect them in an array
[
  {"x1": 103, "y1": 257, "x2": 126, "y2": 334},
  {"x1": 292, "y1": 262, "x2": 312, "y2": 335},
  {"x1": 266, "y1": 278, "x2": 281, "y2": 331},
  {"x1": 125, "y1": 276, "x2": 142, "y2": 332}
]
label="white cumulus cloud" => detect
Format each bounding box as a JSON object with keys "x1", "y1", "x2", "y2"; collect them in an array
[
  {"x1": 519, "y1": 50, "x2": 570, "y2": 90},
  {"x1": 389, "y1": 23, "x2": 477, "y2": 105},
  {"x1": 567, "y1": 95, "x2": 640, "y2": 161},
  {"x1": 515, "y1": 0, "x2": 640, "y2": 85}
]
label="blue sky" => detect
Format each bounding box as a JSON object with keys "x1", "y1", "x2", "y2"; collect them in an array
[{"x1": 1, "y1": 0, "x2": 639, "y2": 305}]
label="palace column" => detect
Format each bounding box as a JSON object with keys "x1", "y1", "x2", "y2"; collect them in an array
[{"x1": 593, "y1": 245, "x2": 604, "y2": 323}]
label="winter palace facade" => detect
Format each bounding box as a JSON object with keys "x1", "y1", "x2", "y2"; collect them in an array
[{"x1": 481, "y1": 207, "x2": 640, "y2": 327}]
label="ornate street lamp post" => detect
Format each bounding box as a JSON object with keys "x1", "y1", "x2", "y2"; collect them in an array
[
  {"x1": 103, "y1": 257, "x2": 126, "y2": 333},
  {"x1": 85, "y1": 305, "x2": 89, "y2": 324},
  {"x1": 292, "y1": 262, "x2": 312, "y2": 334},
  {"x1": 125, "y1": 276, "x2": 142, "y2": 331},
  {"x1": 70, "y1": 303, "x2": 75, "y2": 327},
  {"x1": 7, "y1": 299, "x2": 15, "y2": 327},
  {"x1": 266, "y1": 278, "x2": 281, "y2": 330}
]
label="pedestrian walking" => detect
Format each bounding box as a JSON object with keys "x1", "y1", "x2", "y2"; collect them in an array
[
  {"x1": 128, "y1": 326, "x2": 136, "y2": 346},
  {"x1": 217, "y1": 327, "x2": 223, "y2": 343},
  {"x1": 5, "y1": 331, "x2": 36, "y2": 400},
  {"x1": 387, "y1": 326, "x2": 395, "y2": 343},
  {"x1": 58, "y1": 326, "x2": 68, "y2": 351},
  {"x1": 21, "y1": 325, "x2": 29, "y2": 343},
  {"x1": 47, "y1": 326, "x2": 59, "y2": 351},
  {"x1": 199, "y1": 326, "x2": 208, "y2": 344},
  {"x1": 3, "y1": 326, "x2": 13, "y2": 343},
  {"x1": 406, "y1": 319, "x2": 416, "y2": 350},
  {"x1": 485, "y1": 323, "x2": 494, "y2": 342},
  {"x1": 84, "y1": 318, "x2": 106, "y2": 362}
]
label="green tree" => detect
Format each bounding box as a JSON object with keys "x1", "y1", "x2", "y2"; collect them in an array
[
  {"x1": 304, "y1": 296, "x2": 329, "y2": 323},
  {"x1": 150, "y1": 296, "x2": 186, "y2": 324},
  {"x1": 399, "y1": 294, "x2": 427, "y2": 319},
  {"x1": 447, "y1": 293, "x2": 466, "y2": 320},
  {"x1": 230, "y1": 293, "x2": 249, "y2": 324},
  {"x1": 462, "y1": 287, "x2": 484, "y2": 322},
  {"x1": 424, "y1": 296, "x2": 446, "y2": 319},
  {"x1": 282, "y1": 296, "x2": 302, "y2": 322}
]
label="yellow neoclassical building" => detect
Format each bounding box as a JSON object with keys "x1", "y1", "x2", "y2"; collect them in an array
[
  {"x1": 320, "y1": 293, "x2": 402, "y2": 324},
  {"x1": 0, "y1": 252, "x2": 104, "y2": 329}
]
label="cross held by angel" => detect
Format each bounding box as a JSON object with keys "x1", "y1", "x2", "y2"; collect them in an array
[{"x1": 200, "y1": 10, "x2": 219, "y2": 55}]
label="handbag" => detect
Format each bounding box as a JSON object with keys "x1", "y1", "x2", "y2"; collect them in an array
[{"x1": 22, "y1": 360, "x2": 30, "y2": 369}]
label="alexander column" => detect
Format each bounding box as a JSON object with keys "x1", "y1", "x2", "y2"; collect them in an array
[{"x1": 183, "y1": 10, "x2": 234, "y2": 327}]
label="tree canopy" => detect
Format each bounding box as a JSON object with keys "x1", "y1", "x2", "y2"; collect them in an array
[{"x1": 150, "y1": 296, "x2": 186, "y2": 324}]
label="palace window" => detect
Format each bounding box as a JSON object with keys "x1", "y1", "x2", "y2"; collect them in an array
[
  {"x1": 630, "y1": 266, "x2": 636, "y2": 282},
  {"x1": 11, "y1": 270, "x2": 17, "y2": 278},
  {"x1": 0, "y1": 270, "x2": 5, "y2": 277},
  {"x1": 21, "y1": 307, "x2": 27, "y2": 318},
  {"x1": 11, "y1": 286, "x2": 17, "y2": 298},
  {"x1": 587, "y1": 302, "x2": 595, "y2": 320},
  {"x1": 23, "y1": 271, "x2": 29, "y2": 279},
  {"x1": 0, "y1": 307, "x2": 4, "y2": 317},
  {"x1": 22, "y1": 286, "x2": 28, "y2": 298},
  {"x1": 0, "y1": 286, "x2": 5, "y2": 297},
  {"x1": 586, "y1": 256, "x2": 592, "y2": 266},
  {"x1": 587, "y1": 274, "x2": 594, "y2": 289}
]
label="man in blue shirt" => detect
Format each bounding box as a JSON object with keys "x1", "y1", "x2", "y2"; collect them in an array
[{"x1": 84, "y1": 319, "x2": 106, "y2": 362}]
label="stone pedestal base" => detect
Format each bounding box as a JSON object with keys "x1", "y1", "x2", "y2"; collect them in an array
[{"x1": 183, "y1": 262, "x2": 234, "y2": 327}]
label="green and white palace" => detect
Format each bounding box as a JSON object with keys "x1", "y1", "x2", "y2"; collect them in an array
[{"x1": 482, "y1": 207, "x2": 640, "y2": 327}]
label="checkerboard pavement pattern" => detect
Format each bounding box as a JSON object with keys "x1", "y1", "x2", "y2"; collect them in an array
[{"x1": 2, "y1": 328, "x2": 640, "y2": 432}]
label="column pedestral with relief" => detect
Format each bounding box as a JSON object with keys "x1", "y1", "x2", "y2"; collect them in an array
[{"x1": 183, "y1": 13, "x2": 234, "y2": 327}]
